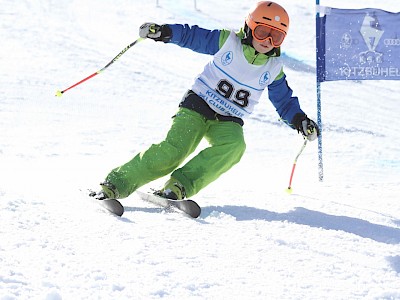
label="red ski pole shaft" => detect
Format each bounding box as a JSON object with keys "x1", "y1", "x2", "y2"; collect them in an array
[
  {"x1": 287, "y1": 162, "x2": 297, "y2": 190},
  {"x1": 55, "y1": 37, "x2": 144, "y2": 97},
  {"x1": 286, "y1": 139, "x2": 308, "y2": 193},
  {"x1": 56, "y1": 72, "x2": 99, "y2": 96}
]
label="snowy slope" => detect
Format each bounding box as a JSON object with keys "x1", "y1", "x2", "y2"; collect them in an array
[{"x1": 1, "y1": 0, "x2": 399, "y2": 299}]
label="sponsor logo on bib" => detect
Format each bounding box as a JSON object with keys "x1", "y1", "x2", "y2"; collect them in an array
[{"x1": 221, "y1": 51, "x2": 233, "y2": 66}]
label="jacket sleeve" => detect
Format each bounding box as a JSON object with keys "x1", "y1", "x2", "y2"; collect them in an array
[
  {"x1": 268, "y1": 74, "x2": 305, "y2": 128},
  {"x1": 167, "y1": 24, "x2": 221, "y2": 55}
]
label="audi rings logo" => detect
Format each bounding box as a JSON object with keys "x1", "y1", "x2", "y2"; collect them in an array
[{"x1": 384, "y1": 39, "x2": 400, "y2": 46}]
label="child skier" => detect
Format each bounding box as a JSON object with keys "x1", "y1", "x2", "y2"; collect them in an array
[{"x1": 96, "y1": 1, "x2": 319, "y2": 201}]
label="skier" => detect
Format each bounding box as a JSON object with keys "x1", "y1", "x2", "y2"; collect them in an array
[{"x1": 95, "y1": 1, "x2": 319, "y2": 202}]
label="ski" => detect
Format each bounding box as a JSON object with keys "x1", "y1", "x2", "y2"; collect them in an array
[
  {"x1": 136, "y1": 190, "x2": 201, "y2": 218},
  {"x1": 88, "y1": 190, "x2": 201, "y2": 218},
  {"x1": 88, "y1": 191, "x2": 124, "y2": 217},
  {"x1": 99, "y1": 199, "x2": 124, "y2": 216}
]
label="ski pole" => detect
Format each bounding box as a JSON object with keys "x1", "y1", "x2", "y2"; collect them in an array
[
  {"x1": 286, "y1": 138, "x2": 308, "y2": 194},
  {"x1": 55, "y1": 37, "x2": 145, "y2": 97}
]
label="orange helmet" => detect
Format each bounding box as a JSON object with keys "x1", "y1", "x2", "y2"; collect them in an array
[{"x1": 245, "y1": 1, "x2": 289, "y2": 46}]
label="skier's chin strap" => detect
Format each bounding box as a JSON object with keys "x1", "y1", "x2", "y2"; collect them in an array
[{"x1": 254, "y1": 48, "x2": 280, "y2": 57}]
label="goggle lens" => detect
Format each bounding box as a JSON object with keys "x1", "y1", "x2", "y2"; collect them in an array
[{"x1": 253, "y1": 24, "x2": 286, "y2": 47}]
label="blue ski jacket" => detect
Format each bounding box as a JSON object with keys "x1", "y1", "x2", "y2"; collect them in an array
[{"x1": 166, "y1": 24, "x2": 305, "y2": 127}]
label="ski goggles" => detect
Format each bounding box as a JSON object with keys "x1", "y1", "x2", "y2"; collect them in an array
[{"x1": 251, "y1": 23, "x2": 286, "y2": 47}]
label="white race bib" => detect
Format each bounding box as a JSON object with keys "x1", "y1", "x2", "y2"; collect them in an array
[{"x1": 191, "y1": 31, "x2": 283, "y2": 118}]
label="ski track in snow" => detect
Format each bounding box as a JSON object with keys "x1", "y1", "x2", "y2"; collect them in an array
[{"x1": 1, "y1": 0, "x2": 400, "y2": 299}]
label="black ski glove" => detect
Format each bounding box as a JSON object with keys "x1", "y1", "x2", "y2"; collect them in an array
[
  {"x1": 292, "y1": 113, "x2": 320, "y2": 141},
  {"x1": 139, "y1": 23, "x2": 172, "y2": 42}
]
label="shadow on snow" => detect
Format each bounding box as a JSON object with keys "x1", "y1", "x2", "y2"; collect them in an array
[{"x1": 202, "y1": 205, "x2": 400, "y2": 245}]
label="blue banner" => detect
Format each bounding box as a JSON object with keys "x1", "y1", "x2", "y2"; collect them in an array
[{"x1": 317, "y1": 7, "x2": 400, "y2": 82}]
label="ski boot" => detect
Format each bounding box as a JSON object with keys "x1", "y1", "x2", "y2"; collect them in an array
[
  {"x1": 89, "y1": 181, "x2": 119, "y2": 200},
  {"x1": 155, "y1": 177, "x2": 186, "y2": 200},
  {"x1": 89, "y1": 182, "x2": 124, "y2": 216}
]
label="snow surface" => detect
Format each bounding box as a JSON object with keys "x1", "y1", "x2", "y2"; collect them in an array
[{"x1": 1, "y1": 0, "x2": 400, "y2": 299}]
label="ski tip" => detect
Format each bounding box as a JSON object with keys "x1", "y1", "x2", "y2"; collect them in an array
[
  {"x1": 114, "y1": 206, "x2": 124, "y2": 217},
  {"x1": 113, "y1": 204, "x2": 124, "y2": 217},
  {"x1": 188, "y1": 200, "x2": 201, "y2": 218},
  {"x1": 100, "y1": 199, "x2": 124, "y2": 217}
]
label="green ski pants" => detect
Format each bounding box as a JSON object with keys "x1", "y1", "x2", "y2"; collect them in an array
[{"x1": 105, "y1": 108, "x2": 246, "y2": 198}]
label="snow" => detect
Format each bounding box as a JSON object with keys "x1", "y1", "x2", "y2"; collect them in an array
[{"x1": 1, "y1": 0, "x2": 399, "y2": 299}]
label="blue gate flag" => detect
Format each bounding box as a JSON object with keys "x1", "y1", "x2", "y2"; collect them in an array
[{"x1": 317, "y1": 7, "x2": 400, "y2": 82}]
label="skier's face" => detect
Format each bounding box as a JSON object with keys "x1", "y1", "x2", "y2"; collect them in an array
[{"x1": 252, "y1": 38, "x2": 275, "y2": 54}]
